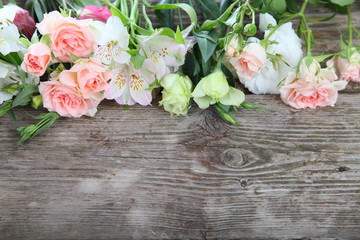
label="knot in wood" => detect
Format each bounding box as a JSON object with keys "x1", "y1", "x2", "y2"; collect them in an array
[{"x1": 221, "y1": 149, "x2": 245, "y2": 168}]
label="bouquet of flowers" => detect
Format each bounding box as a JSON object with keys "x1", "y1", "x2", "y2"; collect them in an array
[{"x1": 0, "y1": 0, "x2": 359, "y2": 146}]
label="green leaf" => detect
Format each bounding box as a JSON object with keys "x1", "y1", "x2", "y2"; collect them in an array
[
  {"x1": 175, "y1": 26, "x2": 185, "y2": 44},
  {"x1": 15, "y1": 112, "x2": 60, "y2": 147},
  {"x1": 0, "y1": 100, "x2": 15, "y2": 119},
  {"x1": 285, "y1": 0, "x2": 298, "y2": 13},
  {"x1": 241, "y1": 101, "x2": 264, "y2": 110},
  {"x1": 33, "y1": 0, "x2": 45, "y2": 21},
  {"x1": 102, "y1": 0, "x2": 129, "y2": 24},
  {"x1": 330, "y1": 0, "x2": 355, "y2": 6},
  {"x1": 214, "y1": 103, "x2": 240, "y2": 126},
  {"x1": 314, "y1": 53, "x2": 336, "y2": 62},
  {"x1": 194, "y1": 30, "x2": 219, "y2": 63},
  {"x1": 194, "y1": 0, "x2": 221, "y2": 20},
  {"x1": 154, "y1": 0, "x2": 174, "y2": 29},
  {"x1": 40, "y1": 34, "x2": 51, "y2": 46},
  {"x1": 12, "y1": 85, "x2": 39, "y2": 108},
  {"x1": 142, "y1": 0, "x2": 198, "y2": 25},
  {"x1": 131, "y1": 54, "x2": 145, "y2": 70},
  {"x1": 308, "y1": 0, "x2": 321, "y2": 6},
  {"x1": 69, "y1": 52, "x2": 81, "y2": 62},
  {"x1": 305, "y1": 13, "x2": 336, "y2": 22},
  {"x1": 198, "y1": 0, "x2": 239, "y2": 31}
]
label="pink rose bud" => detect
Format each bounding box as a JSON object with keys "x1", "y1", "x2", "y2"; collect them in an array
[
  {"x1": 21, "y1": 42, "x2": 52, "y2": 76},
  {"x1": 78, "y1": 5, "x2": 112, "y2": 23},
  {"x1": 13, "y1": 8, "x2": 36, "y2": 39}
]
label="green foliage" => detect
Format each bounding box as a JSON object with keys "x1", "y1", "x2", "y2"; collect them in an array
[
  {"x1": 12, "y1": 84, "x2": 39, "y2": 108},
  {"x1": 15, "y1": 112, "x2": 60, "y2": 147}
]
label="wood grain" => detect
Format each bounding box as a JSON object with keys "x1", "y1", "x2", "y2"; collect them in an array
[{"x1": 1, "y1": 94, "x2": 360, "y2": 239}]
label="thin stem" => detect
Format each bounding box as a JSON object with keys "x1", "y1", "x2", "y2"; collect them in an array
[
  {"x1": 176, "y1": 0, "x2": 183, "y2": 30},
  {"x1": 306, "y1": 29, "x2": 312, "y2": 56},
  {"x1": 237, "y1": 0, "x2": 250, "y2": 33},
  {"x1": 347, "y1": 5, "x2": 353, "y2": 47},
  {"x1": 299, "y1": 0, "x2": 308, "y2": 15}
]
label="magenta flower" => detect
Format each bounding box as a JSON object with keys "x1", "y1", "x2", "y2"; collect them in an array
[
  {"x1": 79, "y1": 5, "x2": 112, "y2": 23},
  {"x1": 13, "y1": 8, "x2": 36, "y2": 39}
]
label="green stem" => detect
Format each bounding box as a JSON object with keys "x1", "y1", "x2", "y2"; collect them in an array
[
  {"x1": 0, "y1": 0, "x2": 3, "y2": 8},
  {"x1": 121, "y1": 0, "x2": 129, "y2": 17},
  {"x1": 176, "y1": 0, "x2": 183, "y2": 30},
  {"x1": 216, "y1": 51, "x2": 225, "y2": 69},
  {"x1": 306, "y1": 29, "x2": 312, "y2": 56},
  {"x1": 347, "y1": 5, "x2": 353, "y2": 47},
  {"x1": 299, "y1": 0, "x2": 308, "y2": 15},
  {"x1": 237, "y1": 0, "x2": 250, "y2": 34}
]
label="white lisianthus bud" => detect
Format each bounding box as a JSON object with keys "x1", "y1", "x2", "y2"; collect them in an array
[{"x1": 159, "y1": 73, "x2": 193, "y2": 115}]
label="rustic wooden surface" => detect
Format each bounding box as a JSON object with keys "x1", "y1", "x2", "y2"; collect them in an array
[
  {"x1": 0, "y1": 0, "x2": 360, "y2": 239},
  {"x1": 1, "y1": 94, "x2": 360, "y2": 239}
]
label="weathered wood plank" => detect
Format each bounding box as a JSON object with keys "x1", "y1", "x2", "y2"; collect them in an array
[{"x1": 0, "y1": 94, "x2": 359, "y2": 239}]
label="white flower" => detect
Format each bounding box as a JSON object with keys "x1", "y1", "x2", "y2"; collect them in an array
[
  {"x1": 0, "y1": 4, "x2": 21, "y2": 21},
  {"x1": 137, "y1": 30, "x2": 188, "y2": 80},
  {"x1": 0, "y1": 19, "x2": 20, "y2": 55},
  {"x1": 259, "y1": 13, "x2": 277, "y2": 32},
  {"x1": 91, "y1": 16, "x2": 131, "y2": 66},
  {"x1": 242, "y1": 22, "x2": 303, "y2": 94}
]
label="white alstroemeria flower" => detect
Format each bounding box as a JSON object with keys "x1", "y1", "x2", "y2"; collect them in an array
[
  {"x1": 91, "y1": 16, "x2": 131, "y2": 65},
  {"x1": 104, "y1": 64, "x2": 155, "y2": 106},
  {"x1": 0, "y1": 67, "x2": 40, "y2": 104},
  {"x1": 0, "y1": 19, "x2": 20, "y2": 55},
  {"x1": 241, "y1": 22, "x2": 303, "y2": 94},
  {"x1": 0, "y1": 59, "x2": 15, "y2": 78},
  {"x1": 137, "y1": 30, "x2": 188, "y2": 79},
  {"x1": 0, "y1": 4, "x2": 21, "y2": 21},
  {"x1": 259, "y1": 13, "x2": 277, "y2": 32}
]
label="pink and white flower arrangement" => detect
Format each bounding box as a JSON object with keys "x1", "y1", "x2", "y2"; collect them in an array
[{"x1": 280, "y1": 58, "x2": 348, "y2": 109}]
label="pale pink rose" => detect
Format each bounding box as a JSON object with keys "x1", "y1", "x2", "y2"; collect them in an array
[
  {"x1": 280, "y1": 58, "x2": 347, "y2": 109},
  {"x1": 21, "y1": 42, "x2": 51, "y2": 76},
  {"x1": 13, "y1": 8, "x2": 36, "y2": 39},
  {"x1": 50, "y1": 21, "x2": 97, "y2": 62},
  {"x1": 39, "y1": 81, "x2": 99, "y2": 118},
  {"x1": 327, "y1": 55, "x2": 360, "y2": 82},
  {"x1": 79, "y1": 5, "x2": 112, "y2": 23},
  {"x1": 59, "y1": 58, "x2": 111, "y2": 100},
  {"x1": 230, "y1": 42, "x2": 266, "y2": 81},
  {"x1": 36, "y1": 11, "x2": 68, "y2": 35}
]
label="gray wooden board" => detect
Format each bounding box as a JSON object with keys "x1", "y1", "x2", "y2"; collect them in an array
[{"x1": 0, "y1": 94, "x2": 360, "y2": 239}]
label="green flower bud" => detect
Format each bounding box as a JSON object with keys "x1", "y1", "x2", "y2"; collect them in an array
[
  {"x1": 31, "y1": 95, "x2": 43, "y2": 109},
  {"x1": 244, "y1": 24, "x2": 257, "y2": 36},
  {"x1": 159, "y1": 74, "x2": 193, "y2": 116},
  {"x1": 233, "y1": 23, "x2": 243, "y2": 33},
  {"x1": 201, "y1": 70, "x2": 229, "y2": 102}
]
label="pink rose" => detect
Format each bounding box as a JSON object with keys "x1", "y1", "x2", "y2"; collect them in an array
[
  {"x1": 51, "y1": 21, "x2": 97, "y2": 62},
  {"x1": 21, "y1": 42, "x2": 51, "y2": 76},
  {"x1": 230, "y1": 42, "x2": 266, "y2": 81},
  {"x1": 36, "y1": 11, "x2": 68, "y2": 35},
  {"x1": 327, "y1": 53, "x2": 360, "y2": 82},
  {"x1": 13, "y1": 8, "x2": 36, "y2": 39},
  {"x1": 59, "y1": 58, "x2": 111, "y2": 100},
  {"x1": 39, "y1": 81, "x2": 99, "y2": 118},
  {"x1": 79, "y1": 5, "x2": 112, "y2": 23},
  {"x1": 37, "y1": 11, "x2": 97, "y2": 62},
  {"x1": 280, "y1": 58, "x2": 348, "y2": 109}
]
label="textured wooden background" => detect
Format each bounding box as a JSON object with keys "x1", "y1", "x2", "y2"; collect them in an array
[{"x1": 1, "y1": 1, "x2": 360, "y2": 239}]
